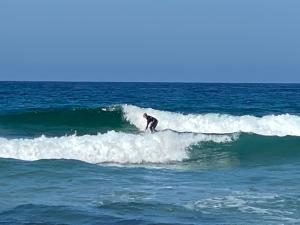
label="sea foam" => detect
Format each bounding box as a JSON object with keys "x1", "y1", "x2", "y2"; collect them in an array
[
  {"x1": 0, "y1": 131, "x2": 233, "y2": 164},
  {"x1": 122, "y1": 105, "x2": 300, "y2": 136}
]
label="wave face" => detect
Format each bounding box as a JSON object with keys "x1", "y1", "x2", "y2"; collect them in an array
[
  {"x1": 0, "y1": 131, "x2": 234, "y2": 164},
  {"x1": 188, "y1": 133, "x2": 300, "y2": 167},
  {"x1": 122, "y1": 105, "x2": 300, "y2": 137},
  {"x1": 0, "y1": 107, "x2": 136, "y2": 137}
]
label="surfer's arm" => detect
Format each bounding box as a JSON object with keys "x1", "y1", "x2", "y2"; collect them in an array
[{"x1": 145, "y1": 120, "x2": 150, "y2": 131}]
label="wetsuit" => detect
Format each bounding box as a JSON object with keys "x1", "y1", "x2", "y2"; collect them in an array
[{"x1": 146, "y1": 115, "x2": 158, "y2": 133}]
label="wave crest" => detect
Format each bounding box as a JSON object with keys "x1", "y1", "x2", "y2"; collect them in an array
[
  {"x1": 122, "y1": 105, "x2": 300, "y2": 136},
  {"x1": 0, "y1": 131, "x2": 234, "y2": 164}
]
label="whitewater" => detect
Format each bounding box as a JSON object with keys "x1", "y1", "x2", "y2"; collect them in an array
[
  {"x1": 1, "y1": 104, "x2": 300, "y2": 164},
  {"x1": 0, "y1": 130, "x2": 235, "y2": 164},
  {"x1": 122, "y1": 104, "x2": 300, "y2": 137}
]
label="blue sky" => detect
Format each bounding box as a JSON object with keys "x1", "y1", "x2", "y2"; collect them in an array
[{"x1": 0, "y1": 0, "x2": 299, "y2": 82}]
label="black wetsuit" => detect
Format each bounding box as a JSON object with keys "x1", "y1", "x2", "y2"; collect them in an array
[{"x1": 146, "y1": 115, "x2": 158, "y2": 132}]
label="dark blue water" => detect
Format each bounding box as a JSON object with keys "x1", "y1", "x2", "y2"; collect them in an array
[
  {"x1": 1, "y1": 82, "x2": 300, "y2": 115},
  {"x1": 0, "y1": 82, "x2": 300, "y2": 224}
]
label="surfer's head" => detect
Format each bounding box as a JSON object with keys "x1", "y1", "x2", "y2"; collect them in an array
[{"x1": 143, "y1": 113, "x2": 147, "y2": 118}]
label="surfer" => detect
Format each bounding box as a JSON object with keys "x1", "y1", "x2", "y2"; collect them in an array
[{"x1": 143, "y1": 113, "x2": 158, "y2": 133}]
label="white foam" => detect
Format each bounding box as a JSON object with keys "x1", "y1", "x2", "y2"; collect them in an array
[
  {"x1": 185, "y1": 191, "x2": 298, "y2": 222},
  {"x1": 0, "y1": 131, "x2": 233, "y2": 164},
  {"x1": 122, "y1": 104, "x2": 300, "y2": 137}
]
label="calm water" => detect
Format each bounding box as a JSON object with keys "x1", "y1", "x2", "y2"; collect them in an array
[{"x1": 0, "y1": 82, "x2": 300, "y2": 224}]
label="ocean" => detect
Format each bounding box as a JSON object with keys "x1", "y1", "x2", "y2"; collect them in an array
[{"x1": 0, "y1": 82, "x2": 300, "y2": 224}]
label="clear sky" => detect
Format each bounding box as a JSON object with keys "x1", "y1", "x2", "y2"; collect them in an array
[{"x1": 0, "y1": 0, "x2": 299, "y2": 82}]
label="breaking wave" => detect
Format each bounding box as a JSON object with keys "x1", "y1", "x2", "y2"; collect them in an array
[
  {"x1": 122, "y1": 105, "x2": 300, "y2": 137},
  {"x1": 1, "y1": 104, "x2": 300, "y2": 165},
  {"x1": 0, "y1": 130, "x2": 235, "y2": 164},
  {"x1": 1, "y1": 105, "x2": 300, "y2": 137}
]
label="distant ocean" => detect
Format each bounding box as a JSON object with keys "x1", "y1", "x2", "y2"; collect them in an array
[{"x1": 0, "y1": 82, "x2": 300, "y2": 224}]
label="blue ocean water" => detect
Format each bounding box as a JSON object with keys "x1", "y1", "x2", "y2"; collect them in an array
[{"x1": 0, "y1": 82, "x2": 300, "y2": 224}]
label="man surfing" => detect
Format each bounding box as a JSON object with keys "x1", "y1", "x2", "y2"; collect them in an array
[{"x1": 143, "y1": 113, "x2": 158, "y2": 133}]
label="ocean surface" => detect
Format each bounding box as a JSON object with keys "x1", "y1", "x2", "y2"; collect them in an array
[{"x1": 0, "y1": 82, "x2": 300, "y2": 225}]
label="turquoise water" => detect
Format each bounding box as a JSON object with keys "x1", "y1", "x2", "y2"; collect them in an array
[{"x1": 0, "y1": 82, "x2": 300, "y2": 224}]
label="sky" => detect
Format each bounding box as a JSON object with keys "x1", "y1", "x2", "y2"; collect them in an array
[{"x1": 0, "y1": 0, "x2": 299, "y2": 82}]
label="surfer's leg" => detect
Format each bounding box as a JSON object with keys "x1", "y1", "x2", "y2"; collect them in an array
[
  {"x1": 152, "y1": 120, "x2": 158, "y2": 132},
  {"x1": 149, "y1": 122, "x2": 154, "y2": 133}
]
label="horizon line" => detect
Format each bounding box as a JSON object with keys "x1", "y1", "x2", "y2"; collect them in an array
[{"x1": 0, "y1": 80, "x2": 300, "y2": 84}]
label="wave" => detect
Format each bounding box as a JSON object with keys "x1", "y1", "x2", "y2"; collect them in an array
[
  {"x1": 187, "y1": 133, "x2": 300, "y2": 167},
  {"x1": 0, "y1": 107, "x2": 136, "y2": 137},
  {"x1": 0, "y1": 130, "x2": 235, "y2": 164},
  {"x1": 1, "y1": 129, "x2": 300, "y2": 165},
  {"x1": 122, "y1": 105, "x2": 300, "y2": 137},
  {"x1": 1, "y1": 104, "x2": 300, "y2": 138}
]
